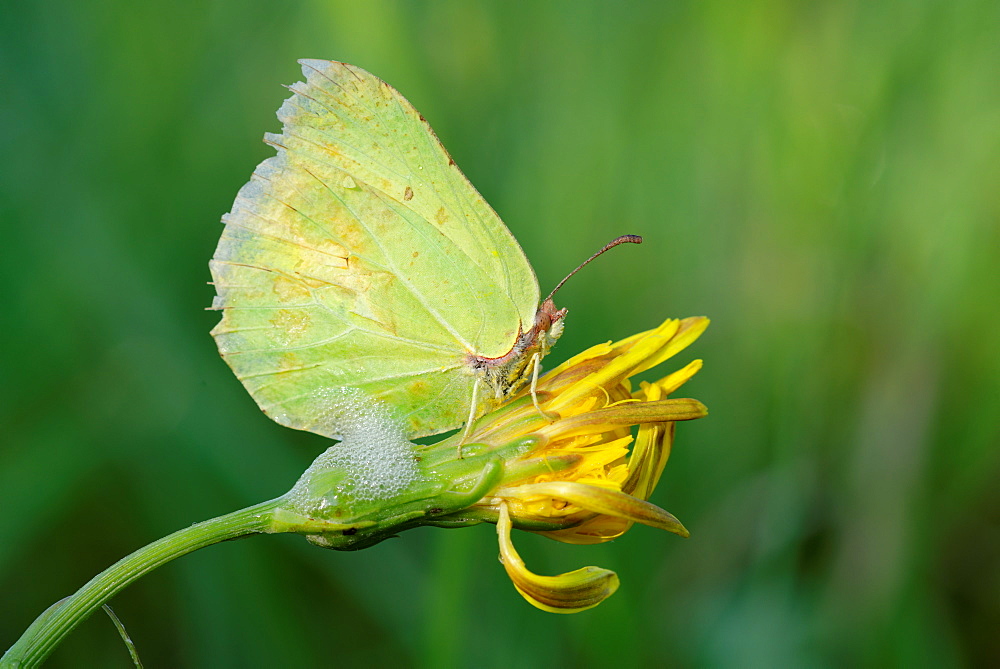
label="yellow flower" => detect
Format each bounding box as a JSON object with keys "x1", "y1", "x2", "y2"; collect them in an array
[{"x1": 458, "y1": 316, "x2": 709, "y2": 612}]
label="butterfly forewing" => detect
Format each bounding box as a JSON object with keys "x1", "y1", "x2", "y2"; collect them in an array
[{"x1": 211, "y1": 60, "x2": 540, "y2": 438}]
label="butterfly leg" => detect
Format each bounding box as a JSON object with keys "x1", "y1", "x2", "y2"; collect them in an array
[
  {"x1": 530, "y1": 352, "x2": 557, "y2": 421},
  {"x1": 457, "y1": 377, "x2": 481, "y2": 458}
]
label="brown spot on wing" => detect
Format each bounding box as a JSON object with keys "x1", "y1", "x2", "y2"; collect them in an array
[{"x1": 404, "y1": 186, "x2": 414, "y2": 201}]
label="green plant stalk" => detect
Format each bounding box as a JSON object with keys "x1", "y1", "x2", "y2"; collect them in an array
[
  {"x1": 0, "y1": 433, "x2": 527, "y2": 667},
  {"x1": 2, "y1": 498, "x2": 283, "y2": 668}
]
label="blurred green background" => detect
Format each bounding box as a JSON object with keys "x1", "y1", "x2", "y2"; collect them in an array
[{"x1": 2, "y1": 1, "x2": 998, "y2": 667}]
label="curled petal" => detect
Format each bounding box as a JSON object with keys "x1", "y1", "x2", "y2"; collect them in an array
[
  {"x1": 623, "y1": 421, "x2": 675, "y2": 500},
  {"x1": 505, "y1": 481, "x2": 689, "y2": 537},
  {"x1": 539, "y1": 514, "x2": 633, "y2": 544},
  {"x1": 497, "y1": 503, "x2": 619, "y2": 613},
  {"x1": 619, "y1": 381, "x2": 676, "y2": 499}
]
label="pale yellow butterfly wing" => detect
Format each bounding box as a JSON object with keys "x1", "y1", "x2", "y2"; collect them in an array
[{"x1": 210, "y1": 60, "x2": 540, "y2": 438}]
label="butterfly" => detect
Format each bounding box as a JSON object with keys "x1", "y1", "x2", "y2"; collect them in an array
[{"x1": 210, "y1": 60, "x2": 637, "y2": 440}]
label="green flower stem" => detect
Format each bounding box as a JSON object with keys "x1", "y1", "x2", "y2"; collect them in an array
[{"x1": 2, "y1": 498, "x2": 283, "y2": 668}]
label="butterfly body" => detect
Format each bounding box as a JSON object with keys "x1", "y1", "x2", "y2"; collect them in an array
[
  {"x1": 211, "y1": 60, "x2": 561, "y2": 439},
  {"x1": 468, "y1": 298, "x2": 566, "y2": 401}
]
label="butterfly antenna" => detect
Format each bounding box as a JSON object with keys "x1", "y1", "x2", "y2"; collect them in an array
[{"x1": 544, "y1": 234, "x2": 642, "y2": 302}]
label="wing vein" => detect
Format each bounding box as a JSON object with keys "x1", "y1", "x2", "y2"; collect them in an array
[{"x1": 298, "y1": 166, "x2": 475, "y2": 351}]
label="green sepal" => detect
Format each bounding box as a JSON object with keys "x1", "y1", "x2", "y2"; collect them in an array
[{"x1": 269, "y1": 456, "x2": 507, "y2": 550}]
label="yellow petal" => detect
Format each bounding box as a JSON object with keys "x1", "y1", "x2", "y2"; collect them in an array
[
  {"x1": 543, "y1": 398, "x2": 707, "y2": 440},
  {"x1": 604, "y1": 317, "x2": 679, "y2": 353},
  {"x1": 497, "y1": 503, "x2": 619, "y2": 613},
  {"x1": 543, "y1": 341, "x2": 615, "y2": 379},
  {"x1": 631, "y1": 317, "x2": 709, "y2": 377},
  {"x1": 506, "y1": 481, "x2": 689, "y2": 537},
  {"x1": 655, "y1": 359, "x2": 704, "y2": 395},
  {"x1": 544, "y1": 321, "x2": 681, "y2": 413}
]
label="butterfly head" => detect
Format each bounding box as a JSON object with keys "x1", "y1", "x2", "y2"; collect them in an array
[{"x1": 532, "y1": 297, "x2": 567, "y2": 353}]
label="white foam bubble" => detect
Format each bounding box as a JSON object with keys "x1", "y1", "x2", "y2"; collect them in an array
[{"x1": 287, "y1": 387, "x2": 422, "y2": 514}]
